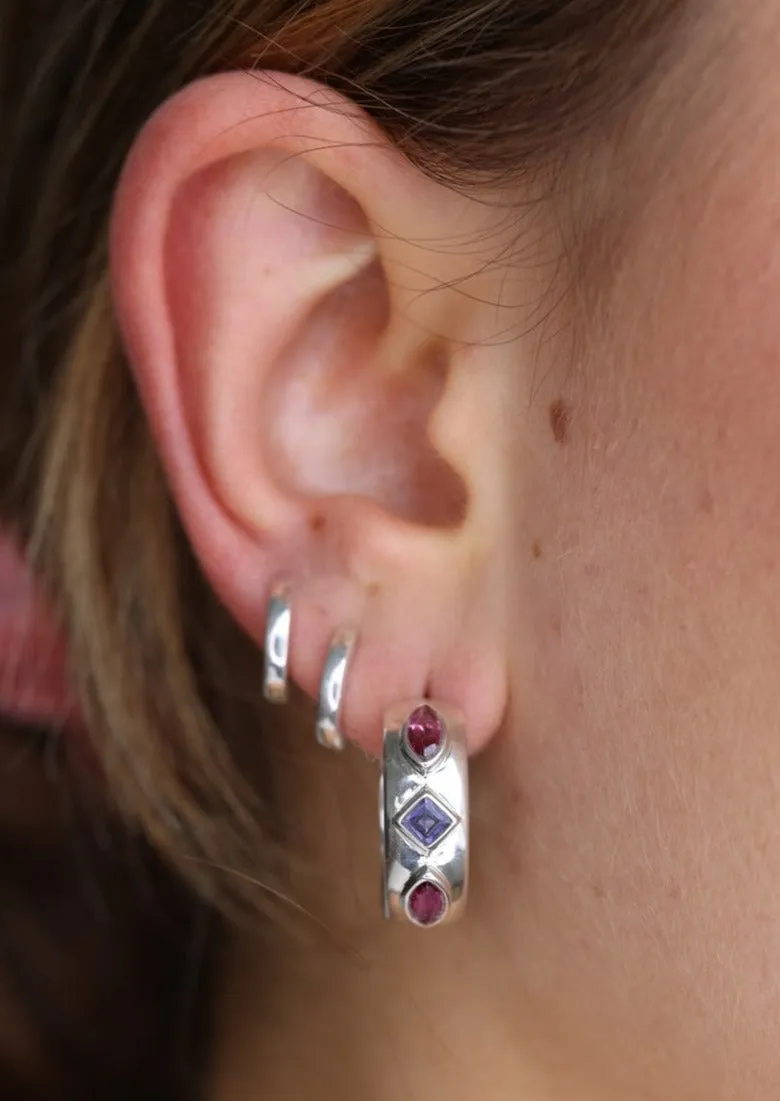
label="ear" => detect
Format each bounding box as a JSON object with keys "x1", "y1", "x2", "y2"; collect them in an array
[{"x1": 110, "y1": 70, "x2": 514, "y2": 755}]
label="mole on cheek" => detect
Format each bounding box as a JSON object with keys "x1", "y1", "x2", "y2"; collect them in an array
[{"x1": 549, "y1": 398, "x2": 571, "y2": 445}]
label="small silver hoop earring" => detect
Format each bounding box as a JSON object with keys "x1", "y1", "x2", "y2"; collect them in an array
[
  {"x1": 315, "y1": 627, "x2": 357, "y2": 751},
  {"x1": 263, "y1": 581, "x2": 292, "y2": 703},
  {"x1": 381, "y1": 700, "x2": 468, "y2": 928}
]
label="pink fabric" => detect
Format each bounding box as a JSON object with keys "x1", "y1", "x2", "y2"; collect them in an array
[{"x1": 0, "y1": 536, "x2": 77, "y2": 729}]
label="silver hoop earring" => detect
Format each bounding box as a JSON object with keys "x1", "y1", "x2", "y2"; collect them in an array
[
  {"x1": 263, "y1": 581, "x2": 292, "y2": 703},
  {"x1": 381, "y1": 701, "x2": 468, "y2": 928},
  {"x1": 315, "y1": 627, "x2": 357, "y2": 751}
]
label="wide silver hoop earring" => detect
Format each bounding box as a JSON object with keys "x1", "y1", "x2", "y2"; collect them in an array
[
  {"x1": 263, "y1": 581, "x2": 292, "y2": 703},
  {"x1": 381, "y1": 701, "x2": 468, "y2": 928},
  {"x1": 315, "y1": 627, "x2": 357, "y2": 751}
]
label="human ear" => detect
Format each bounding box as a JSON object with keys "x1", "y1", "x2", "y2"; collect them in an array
[{"x1": 110, "y1": 70, "x2": 513, "y2": 754}]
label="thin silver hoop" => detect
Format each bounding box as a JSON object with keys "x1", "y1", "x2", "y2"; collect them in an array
[
  {"x1": 315, "y1": 627, "x2": 357, "y2": 751},
  {"x1": 263, "y1": 581, "x2": 292, "y2": 704},
  {"x1": 381, "y1": 700, "x2": 468, "y2": 928}
]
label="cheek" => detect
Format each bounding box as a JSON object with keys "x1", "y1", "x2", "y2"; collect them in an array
[{"x1": 510, "y1": 146, "x2": 780, "y2": 1093}]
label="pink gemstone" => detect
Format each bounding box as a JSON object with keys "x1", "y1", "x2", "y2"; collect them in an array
[
  {"x1": 408, "y1": 881, "x2": 447, "y2": 926},
  {"x1": 406, "y1": 704, "x2": 444, "y2": 761}
]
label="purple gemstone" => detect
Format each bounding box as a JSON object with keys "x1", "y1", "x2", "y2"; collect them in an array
[
  {"x1": 408, "y1": 881, "x2": 447, "y2": 926},
  {"x1": 405, "y1": 705, "x2": 444, "y2": 761},
  {"x1": 400, "y1": 795, "x2": 454, "y2": 849}
]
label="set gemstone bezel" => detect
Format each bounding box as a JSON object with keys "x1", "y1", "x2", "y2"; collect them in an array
[
  {"x1": 403, "y1": 876, "x2": 450, "y2": 927},
  {"x1": 395, "y1": 789, "x2": 459, "y2": 853},
  {"x1": 402, "y1": 703, "x2": 448, "y2": 768}
]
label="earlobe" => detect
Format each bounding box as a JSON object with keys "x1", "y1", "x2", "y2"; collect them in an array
[{"x1": 110, "y1": 70, "x2": 510, "y2": 756}]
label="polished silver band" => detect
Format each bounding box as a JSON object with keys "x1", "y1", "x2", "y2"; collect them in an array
[
  {"x1": 315, "y1": 627, "x2": 357, "y2": 751},
  {"x1": 263, "y1": 582, "x2": 292, "y2": 704},
  {"x1": 381, "y1": 700, "x2": 468, "y2": 928}
]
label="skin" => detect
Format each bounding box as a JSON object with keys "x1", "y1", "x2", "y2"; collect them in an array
[{"x1": 108, "y1": 3, "x2": 780, "y2": 1098}]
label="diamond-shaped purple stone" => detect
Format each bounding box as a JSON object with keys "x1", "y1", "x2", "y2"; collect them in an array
[{"x1": 400, "y1": 796, "x2": 454, "y2": 849}]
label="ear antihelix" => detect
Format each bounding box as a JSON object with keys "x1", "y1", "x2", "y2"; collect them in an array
[{"x1": 295, "y1": 240, "x2": 377, "y2": 301}]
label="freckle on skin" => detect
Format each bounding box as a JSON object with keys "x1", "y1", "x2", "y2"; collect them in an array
[
  {"x1": 549, "y1": 398, "x2": 571, "y2": 445},
  {"x1": 699, "y1": 487, "x2": 715, "y2": 515},
  {"x1": 309, "y1": 513, "x2": 326, "y2": 533},
  {"x1": 532, "y1": 541, "x2": 542, "y2": 559}
]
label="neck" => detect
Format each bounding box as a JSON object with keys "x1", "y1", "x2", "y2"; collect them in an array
[{"x1": 208, "y1": 710, "x2": 603, "y2": 1101}]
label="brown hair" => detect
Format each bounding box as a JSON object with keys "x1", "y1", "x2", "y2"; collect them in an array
[{"x1": 0, "y1": 0, "x2": 686, "y2": 1093}]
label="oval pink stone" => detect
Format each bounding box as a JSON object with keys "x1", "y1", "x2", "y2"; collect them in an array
[
  {"x1": 408, "y1": 881, "x2": 447, "y2": 926},
  {"x1": 405, "y1": 704, "x2": 444, "y2": 761}
]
